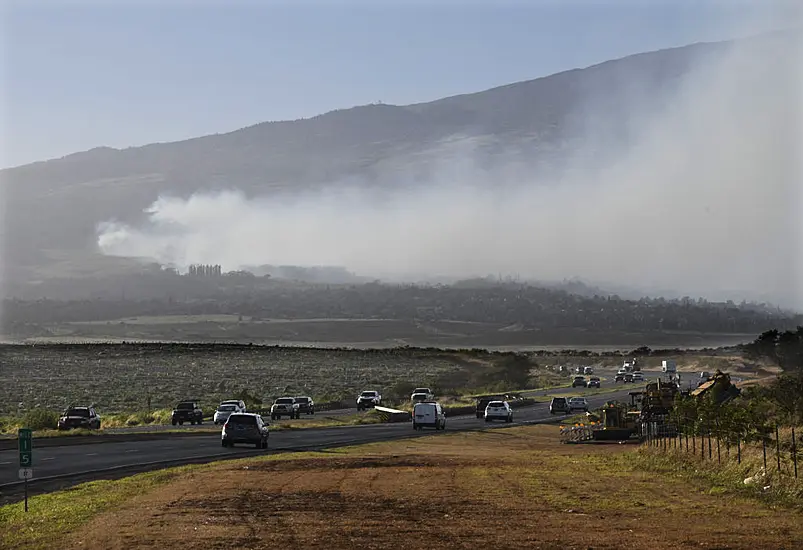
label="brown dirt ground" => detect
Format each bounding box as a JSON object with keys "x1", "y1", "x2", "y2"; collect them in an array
[{"x1": 68, "y1": 426, "x2": 802, "y2": 550}]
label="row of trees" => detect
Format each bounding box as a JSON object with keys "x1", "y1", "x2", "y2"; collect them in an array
[
  {"x1": 673, "y1": 374, "x2": 802, "y2": 438},
  {"x1": 741, "y1": 327, "x2": 803, "y2": 372},
  {"x1": 672, "y1": 329, "x2": 803, "y2": 436},
  {"x1": 4, "y1": 284, "x2": 799, "y2": 334}
]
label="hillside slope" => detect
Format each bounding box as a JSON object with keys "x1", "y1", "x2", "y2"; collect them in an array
[{"x1": 1, "y1": 31, "x2": 796, "y2": 282}]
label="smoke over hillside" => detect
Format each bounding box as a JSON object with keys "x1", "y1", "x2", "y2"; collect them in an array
[{"x1": 96, "y1": 29, "x2": 803, "y2": 308}]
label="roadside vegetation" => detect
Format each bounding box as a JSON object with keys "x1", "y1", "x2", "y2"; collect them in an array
[{"x1": 2, "y1": 425, "x2": 801, "y2": 550}]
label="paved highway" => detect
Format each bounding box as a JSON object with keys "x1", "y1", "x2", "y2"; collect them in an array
[{"x1": 0, "y1": 386, "x2": 636, "y2": 489}]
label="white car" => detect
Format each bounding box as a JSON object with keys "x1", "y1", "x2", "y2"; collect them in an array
[
  {"x1": 568, "y1": 397, "x2": 589, "y2": 412},
  {"x1": 484, "y1": 400, "x2": 513, "y2": 423},
  {"x1": 213, "y1": 402, "x2": 244, "y2": 425}
]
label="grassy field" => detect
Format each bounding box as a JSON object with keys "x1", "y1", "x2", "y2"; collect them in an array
[
  {"x1": 10, "y1": 313, "x2": 758, "y2": 349},
  {"x1": 2, "y1": 425, "x2": 800, "y2": 549},
  {"x1": 0, "y1": 344, "x2": 486, "y2": 415}
]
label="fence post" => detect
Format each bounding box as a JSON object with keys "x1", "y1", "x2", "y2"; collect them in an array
[
  {"x1": 708, "y1": 428, "x2": 712, "y2": 460},
  {"x1": 702, "y1": 431, "x2": 706, "y2": 460},
  {"x1": 775, "y1": 424, "x2": 782, "y2": 479},
  {"x1": 716, "y1": 419, "x2": 721, "y2": 465},
  {"x1": 762, "y1": 435, "x2": 767, "y2": 471},
  {"x1": 792, "y1": 427, "x2": 798, "y2": 479},
  {"x1": 685, "y1": 431, "x2": 689, "y2": 453},
  {"x1": 737, "y1": 435, "x2": 741, "y2": 465},
  {"x1": 693, "y1": 432, "x2": 696, "y2": 454}
]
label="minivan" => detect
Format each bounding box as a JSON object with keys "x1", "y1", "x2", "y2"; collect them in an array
[{"x1": 412, "y1": 401, "x2": 446, "y2": 431}]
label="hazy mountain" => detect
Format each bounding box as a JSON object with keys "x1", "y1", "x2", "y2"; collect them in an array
[{"x1": 1, "y1": 30, "x2": 796, "y2": 289}]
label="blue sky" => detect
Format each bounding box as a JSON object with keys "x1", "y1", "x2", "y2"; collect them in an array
[{"x1": 1, "y1": 0, "x2": 797, "y2": 168}]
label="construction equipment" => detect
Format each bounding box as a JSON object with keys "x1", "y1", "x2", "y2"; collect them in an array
[
  {"x1": 690, "y1": 370, "x2": 740, "y2": 404},
  {"x1": 634, "y1": 378, "x2": 681, "y2": 438},
  {"x1": 592, "y1": 400, "x2": 639, "y2": 440},
  {"x1": 641, "y1": 378, "x2": 679, "y2": 415}
]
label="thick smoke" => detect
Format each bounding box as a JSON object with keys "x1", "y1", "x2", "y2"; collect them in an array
[{"x1": 97, "y1": 28, "x2": 803, "y2": 308}]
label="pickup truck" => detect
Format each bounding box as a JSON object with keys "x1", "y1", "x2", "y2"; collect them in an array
[
  {"x1": 357, "y1": 390, "x2": 382, "y2": 411},
  {"x1": 171, "y1": 401, "x2": 203, "y2": 425},
  {"x1": 410, "y1": 387, "x2": 435, "y2": 402},
  {"x1": 270, "y1": 397, "x2": 300, "y2": 419}
]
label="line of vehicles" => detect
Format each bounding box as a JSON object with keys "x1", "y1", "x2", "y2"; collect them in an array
[{"x1": 51, "y1": 369, "x2": 606, "y2": 441}]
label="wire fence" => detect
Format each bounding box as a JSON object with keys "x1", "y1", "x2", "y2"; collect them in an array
[{"x1": 642, "y1": 420, "x2": 800, "y2": 479}]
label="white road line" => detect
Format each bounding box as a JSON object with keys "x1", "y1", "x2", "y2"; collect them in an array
[
  {"x1": 41, "y1": 457, "x2": 55, "y2": 461},
  {"x1": 0, "y1": 461, "x2": 11, "y2": 465},
  {"x1": 124, "y1": 449, "x2": 138, "y2": 453},
  {"x1": 85, "y1": 453, "x2": 98, "y2": 456}
]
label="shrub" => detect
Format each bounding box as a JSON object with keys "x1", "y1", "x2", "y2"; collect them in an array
[{"x1": 22, "y1": 408, "x2": 59, "y2": 431}]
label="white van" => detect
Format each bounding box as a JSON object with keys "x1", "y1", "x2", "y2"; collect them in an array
[{"x1": 412, "y1": 402, "x2": 446, "y2": 431}]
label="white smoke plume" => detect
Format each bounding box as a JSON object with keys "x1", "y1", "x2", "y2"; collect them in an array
[{"x1": 97, "y1": 26, "x2": 803, "y2": 309}]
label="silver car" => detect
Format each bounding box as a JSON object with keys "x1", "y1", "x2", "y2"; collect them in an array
[{"x1": 568, "y1": 397, "x2": 589, "y2": 412}]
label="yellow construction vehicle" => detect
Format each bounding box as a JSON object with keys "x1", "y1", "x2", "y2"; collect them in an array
[
  {"x1": 592, "y1": 400, "x2": 639, "y2": 440},
  {"x1": 690, "y1": 370, "x2": 740, "y2": 403}
]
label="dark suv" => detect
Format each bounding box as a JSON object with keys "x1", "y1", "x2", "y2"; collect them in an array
[
  {"x1": 171, "y1": 401, "x2": 203, "y2": 425},
  {"x1": 58, "y1": 406, "x2": 101, "y2": 430},
  {"x1": 549, "y1": 397, "x2": 570, "y2": 415},
  {"x1": 294, "y1": 396, "x2": 315, "y2": 415},
  {"x1": 221, "y1": 413, "x2": 269, "y2": 449}
]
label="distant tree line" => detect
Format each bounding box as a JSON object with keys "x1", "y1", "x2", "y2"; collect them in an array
[
  {"x1": 4, "y1": 282, "x2": 800, "y2": 335},
  {"x1": 741, "y1": 326, "x2": 803, "y2": 372}
]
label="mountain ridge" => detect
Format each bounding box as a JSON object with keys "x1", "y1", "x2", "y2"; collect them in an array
[{"x1": 3, "y1": 36, "x2": 734, "y2": 171}]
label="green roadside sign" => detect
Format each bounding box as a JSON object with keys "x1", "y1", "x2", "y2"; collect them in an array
[{"x1": 18, "y1": 428, "x2": 32, "y2": 467}]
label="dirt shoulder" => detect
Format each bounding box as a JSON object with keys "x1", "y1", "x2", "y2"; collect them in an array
[{"x1": 6, "y1": 425, "x2": 803, "y2": 550}]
